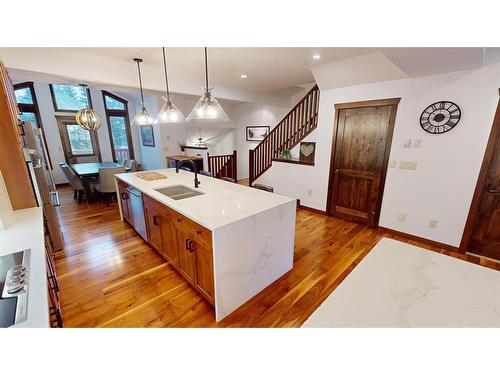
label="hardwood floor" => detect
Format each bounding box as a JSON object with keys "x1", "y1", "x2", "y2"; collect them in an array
[{"x1": 54, "y1": 185, "x2": 500, "y2": 327}]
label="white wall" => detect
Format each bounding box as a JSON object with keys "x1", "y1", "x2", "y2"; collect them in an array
[
  {"x1": 27, "y1": 82, "x2": 137, "y2": 184},
  {"x1": 272, "y1": 63, "x2": 500, "y2": 247},
  {"x1": 232, "y1": 103, "x2": 289, "y2": 180}
]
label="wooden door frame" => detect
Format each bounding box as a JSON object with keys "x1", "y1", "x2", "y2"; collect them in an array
[
  {"x1": 56, "y1": 115, "x2": 102, "y2": 164},
  {"x1": 326, "y1": 97, "x2": 401, "y2": 228},
  {"x1": 459, "y1": 89, "x2": 500, "y2": 253}
]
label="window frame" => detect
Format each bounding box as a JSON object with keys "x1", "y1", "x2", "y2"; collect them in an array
[
  {"x1": 13, "y1": 81, "x2": 53, "y2": 169},
  {"x1": 102, "y1": 90, "x2": 134, "y2": 161},
  {"x1": 49, "y1": 83, "x2": 93, "y2": 113}
]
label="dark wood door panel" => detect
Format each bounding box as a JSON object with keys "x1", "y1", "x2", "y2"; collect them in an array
[{"x1": 327, "y1": 100, "x2": 399, "y2": 228}]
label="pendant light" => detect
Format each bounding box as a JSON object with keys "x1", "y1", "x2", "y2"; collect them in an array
[
  {"x1": 156, "y1": 47, "x2": 185, "y2": 123},
  {"x1": 131, "y1": 57, "x2": 154, "y2": 126},
  {"x1": 186, "y1": 47, "x2": 230, "y2": 122},
  {"x1": 75, "y1": 84, "x2": 102, "y2": 131}
]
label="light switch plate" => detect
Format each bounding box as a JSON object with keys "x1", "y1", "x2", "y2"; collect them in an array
[
  {"x1": 403, "y1": 138, "x2": 412, "y2": 148},
  {"x1": 429, "y1": 219, "x2": 438, "y2": 228},
  {"x1": 413, "y1": 138, "x2": 422, "y2": 148},
  {"x1": 398, "y1": 161, "x2": 417, "y2": 170},
  {"x1": 398, "y1": 212, "x2": 406, "y2": 222},
  {"x1": 389, "y1": 160, "x2": 397, "y2": 168}
]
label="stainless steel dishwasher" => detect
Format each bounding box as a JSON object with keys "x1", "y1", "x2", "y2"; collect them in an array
[{"x1": 127, "y1": 187, "x2": 148, "y2": 241}]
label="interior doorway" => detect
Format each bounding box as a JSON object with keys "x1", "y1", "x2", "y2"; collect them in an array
[
  {"x1": 461, "y1": 91, "x2": 500, "y2": 260},
  {"x1": 326, "y1": 98, "x2": 400, "y2": 228},
  {"x1": 56, "y1": 116, "x2": 101, "y2": 164}
]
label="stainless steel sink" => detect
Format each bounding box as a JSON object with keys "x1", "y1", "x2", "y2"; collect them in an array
[{"x1": 155, "y1": 185, "x2": 204, "y2": 200}]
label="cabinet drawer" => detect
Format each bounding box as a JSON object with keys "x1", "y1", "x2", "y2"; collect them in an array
[{"x1": 171, "y1": 212, "x2": 212, "y2": 248}]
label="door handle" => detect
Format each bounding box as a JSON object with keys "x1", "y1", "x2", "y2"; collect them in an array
[
  {"x1": 334, "y1": 169, "x2": 340, "y2": 174},
  {"x1": 121, "y1": 192, "x2": 128, "y2": 200},
  {"x1": 153, "y1": 215, "x2": 160, "y2": 225},
  {"x1": 487, "y1": 187, "x2": 499, "y2": 194}
]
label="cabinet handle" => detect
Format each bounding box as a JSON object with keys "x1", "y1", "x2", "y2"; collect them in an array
[
  {"x1": 185, "y1": 239, "x2": 194, "y2": 252},
  {"x1": 121, "y1": 192, "x2": 128, "y2": 200},
  {"x1": 177, "y1": 218, "x2": 182, "y2": 223},
  {"x1": 153, "y1": 215, "x2": 160, "y2": 225}
]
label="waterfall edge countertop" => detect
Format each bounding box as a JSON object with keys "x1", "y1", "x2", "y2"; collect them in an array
[{"x1": 115, "y1": 169, "x2": 296, "y2": 230}]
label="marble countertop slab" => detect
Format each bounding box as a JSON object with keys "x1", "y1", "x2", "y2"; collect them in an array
[
  {"x1": 116, "y1": 169, "x2": 296, "y2": 230},
  {"x1": 303, "y1": 238, "x2": 500, "y2": 327},
  {"x1": 0, "y1": 207, "x2": 49, "y2": 328}
]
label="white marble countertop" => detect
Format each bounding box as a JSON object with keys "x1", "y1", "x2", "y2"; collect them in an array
[
  {"x1": 303, "y1": 238, "x2": 500, "y2": 327},
  {"x1": 0, "y1": 207, "x2": 49, "y2": 328},
  {"x1": 115, "y1": 169, "x2": 296, "y2": 230}
]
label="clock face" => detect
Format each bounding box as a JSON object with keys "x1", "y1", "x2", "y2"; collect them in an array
[{"x1": 420, "y1": 101, "x2": 461, "y2": 134}]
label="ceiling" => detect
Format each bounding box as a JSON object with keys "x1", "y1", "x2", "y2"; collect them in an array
[{"x1": 1, "y1": 47, "x2": 498, "y2": 104}]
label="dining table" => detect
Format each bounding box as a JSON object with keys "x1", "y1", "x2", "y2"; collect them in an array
[{"x1": 70, "y1": 162, "x2": 130, "y2": 203}]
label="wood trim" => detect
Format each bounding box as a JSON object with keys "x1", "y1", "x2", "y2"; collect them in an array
[
  {"x1": 183, "y1": 145, "x2": 208, "y2": 150},
  {"x1": 272, "y1": 157, "x2": 314, "y2": 166},
  {"x1": 326, "y1": 97, "x2": 401, "y2": 227},
  {"x1": 49, "y1": 83, "x2": 93, "y2": 113},
  {"x1": 459, "y1": 90, "x2": 500, "y2": 253},
  {"x1": 101, "y1": 90, "x2": 134, "y2": 161},
  {"x1": 298, "y1": 204, "x2": 326, "y2": 215},
  {"x1": 379, "y1": 226, "x2": 459, "y2": 253}
]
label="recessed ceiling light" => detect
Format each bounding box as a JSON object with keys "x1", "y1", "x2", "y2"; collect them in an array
[
  {"x1": 313, "y1": 54, "x2": 321, "y2": 60},
  {"x1": 240, "y1": 73, "x2": 248, "y2": 79}
]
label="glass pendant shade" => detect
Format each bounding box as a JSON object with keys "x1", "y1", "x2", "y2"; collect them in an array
[
  {"x1": 132, "y1": 105, "x2": 154, "y2": 126},
  {"x1": 75, "y1": 108, "x2": 102, "y2": 131},
  {"x1": 156, "y1": 97, "x2": 185, "y2": 123},
  {"x1": 186, "y1": 88, "x2": 230, "y2": 122}
]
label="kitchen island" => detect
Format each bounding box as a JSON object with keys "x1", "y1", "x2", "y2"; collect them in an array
[{"x1": 115, "y1": 169, "x2": 296, "y2": 321}]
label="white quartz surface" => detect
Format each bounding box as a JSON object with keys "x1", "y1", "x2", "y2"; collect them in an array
[
  {"x1": 0, "y1": 207, "x2": 49, "y2": 328},
  {"x1": 116, "y1": 169, "x2": 296, "y2": 230},
  {"x1": 303, "y1": 238, "x2": 500, "y2": 327}
]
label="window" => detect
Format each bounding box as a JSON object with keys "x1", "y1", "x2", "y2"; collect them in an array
[
  {"x1": 50, "y1": 83, "x2": 92, "y2": 112},
  {"x1": 13, "y1": 82, "x2": 52, "y2": 168},
  {"x1": 102, "y1": 91, "x2": 134, "y2": 161},
  {"x1": 66, "y1": 124, "x2": 94, "y2": 155}
]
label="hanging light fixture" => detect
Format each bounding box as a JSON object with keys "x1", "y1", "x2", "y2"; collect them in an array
[
  {"x1": 186, "y1": 47, "x2": 230, "y2": 122},
  {"x1": 156, "y1": 47, "x2": 185, "y2": 124},
  {"x1": 75, "y1": 84, "x2": 101, "y2": 131},
  {"x1": 131, "y1": 57, "x2": 154, "y2": 126}
]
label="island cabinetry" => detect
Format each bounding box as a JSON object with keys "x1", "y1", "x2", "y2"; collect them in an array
[
  {"x1": 118, "y1": 181, "x2": 133, "y2": 225},
  {"x1": 142, "y1": 193, "x2": 215, "y2": 304}
]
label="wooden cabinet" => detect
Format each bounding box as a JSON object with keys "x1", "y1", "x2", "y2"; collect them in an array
[
  {"x1": 118, "y1": 181, "x2": 133, "y2": 225},
  {"x1": 140, "y1": 191, "x2": 215, "y2": 304}
]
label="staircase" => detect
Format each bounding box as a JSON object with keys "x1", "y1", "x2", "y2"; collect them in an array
[{"x1": 249, "y1": 84, "x2": 320, "y2": 186}]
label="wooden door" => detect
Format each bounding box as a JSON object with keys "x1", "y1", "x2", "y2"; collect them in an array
[
  {"x1": 118, "y1": 184, "x2": 132, "y2": 225},
  {"x1": 327, "y1": 99, "x2": 398, "y2": 227},
  {"x1": 464, "y1": 96, "x2": 500, "y2": 260},
  {"x1": 160, "y1": 210, "x2": 179, "y2": 265},
  {"x1": 144, "y1": 201, "x2": 162, "y2": 252},
  {"x1": 56, "y1": 116, "x2": 101, "y2": 164},
  {"x1": 194, "y1": 239, "x2": 214, "y2": 302}
]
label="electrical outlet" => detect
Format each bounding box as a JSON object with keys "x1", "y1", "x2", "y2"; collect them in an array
[
  {"x1": 398, "y1": 161, "x2": 417, "y2": 170},
  {"x1": 398, "y1": 212, "x2": 406, "y2": 222},
  {"x1": 413, "y1": 138, "x2": 422, "y2": 148},
  {"x1": 429, "y1": 219, "x2": 438, "y2": 228},
  {"x1": 389, "y1": 160, "x2": 397, "y2": 168}
]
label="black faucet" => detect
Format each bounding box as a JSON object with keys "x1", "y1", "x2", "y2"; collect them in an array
[{"x1": 175, "y1": 160, "x2": 201, "y2": 188}]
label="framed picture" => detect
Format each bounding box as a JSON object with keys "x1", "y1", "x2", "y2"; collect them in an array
[
  {"x1": 140, "y1": 125, "x2": 155, "y2": 147},
  {"x1": 299, "y1": 142, "x2": 316, "y2": 164},
  {"x1": 246, "y1": 126, "x2": 270, "y2": 142}
]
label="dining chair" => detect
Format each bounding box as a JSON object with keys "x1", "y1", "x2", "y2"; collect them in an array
[
  {"x1": 94, "y1": 166, "x2": 126, "y2": 206},
  {"x1": 252, "y1": 183, "x2": 274, "y2": 193},
  {"x1": 125, "y1": 159, "x2": 137, "y2": 172},
  {"x1": 117, "y1": 158, "x2": 127, "y2": 166},
  {"x1": 59, "y1": 162, "x2": 85, "y2": 204},
  {"x1": 221, "y1": 177, "x2": 236, "y2": 183}
]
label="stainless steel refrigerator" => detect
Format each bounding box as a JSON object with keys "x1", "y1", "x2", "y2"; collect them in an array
[{"x1": 20, "y1": 121, "x2": 64, "y2": 251}]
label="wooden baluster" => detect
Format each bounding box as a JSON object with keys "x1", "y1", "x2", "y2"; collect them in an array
[{"x1": 233, "y1": 150, "x2": 237, "y2": 180}]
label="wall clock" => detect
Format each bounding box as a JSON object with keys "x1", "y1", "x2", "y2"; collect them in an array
[{"x1": 420, "y1": 101, "x2": 461, "y2": 134}]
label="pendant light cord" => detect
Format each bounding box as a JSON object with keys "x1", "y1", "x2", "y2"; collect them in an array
[
  {"x1": 162, "y1": 47, "x2": 170, "y2": 102},
  {"x1": 204, "y1": 47, "x2": 209, "y2": 91},
  {"x1": 135, "y1": 59, "x2": 145, "y2": 106}
]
